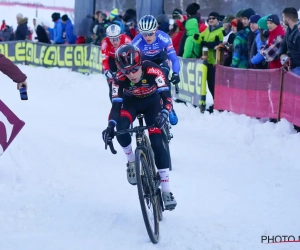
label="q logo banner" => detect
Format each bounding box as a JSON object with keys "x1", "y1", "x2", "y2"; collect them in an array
[
  {"x1": 0, "y1": 100, "x2": 25, "y2": 156},
  {"x1": 171, "y1": 57, "x2": 207, "y2": 107}
]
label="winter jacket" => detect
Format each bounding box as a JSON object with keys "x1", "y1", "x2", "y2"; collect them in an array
[
  {"x1": 172, "y1": 20, "x2": 185, "y2": 54},
  {"x1": 177, "y1": 13, "x2": 207, "y2": 56},
  {"x1": 36, "y1": 25, "x2": 50, "y2": 44},
  {"x1": 183, "y1": 18, "x2": 200, "y2": 58},
  {"x1": 194, "y1": 22, "x2": 224, "y2": 65},
  {"x1": 279, "y1": 24, "x2": 300, "y2": 70},
  {"x1": 250, "y1": 29, "x2": 266, "y2": 67},
  {"x1": 63, "y1": 19, "x2": 76, "y2": 44},
  {"x1": 231, "y1": 29, "x2": 248, "y2": 68},
  {"x1": 47, "y1": 19, "x2": 64, "y2": 44},
  {"x1": 261, "y1": 25, "x2": 285, "y2": 69},
  {"x1": 15, "y1": 17, "x2": 29, "y2": 40}
]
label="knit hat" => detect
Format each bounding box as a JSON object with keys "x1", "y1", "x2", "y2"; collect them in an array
[
  {"x1": 241, "y1": 8, "x2": 256, "y2": 19},
  {"x1": 266, "y1": 14, "x2": 280, "y2": 25},
  {"x1": 223, "y1": 14, "x2": 235, "y2": 24},
  {"x1": 208, "y1": 12, "x2": 220, "y2": 19},
  {"x1": 249, "y1": 14, "x2": 261, "y2": 24},
  {"x1": 186, "y1": 3, "x2": 200, "y2": 16},
  {"x1": 257, "y1": 15, "x2": 270, "y2": 30},
  {"x1": 236, "y1": 9, "x2": 244, "y2": 18},
  {"x1": 61, "y1": 14, "x2": 69, "y2": 22},
  {"x1": 172, "y1": 8, "x2": 183, "y2": 15},
  {"x1": 110, "y1": 8, "x2": 118, "y2": 19},
  {"x1": 231, "y1": 19, "x2": 237, "y2": 27},
  {"x1": 51, "y1": 12, "x2": 60, "y2": 22}
]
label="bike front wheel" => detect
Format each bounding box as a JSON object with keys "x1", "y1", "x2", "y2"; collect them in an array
[{"x1": 135, "y1": 149, "x2": 160, "y2": 244}]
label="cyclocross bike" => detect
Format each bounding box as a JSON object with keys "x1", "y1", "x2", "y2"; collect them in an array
[{"x1": 105, "y1": 114, "x2": 170, "y2": 244}]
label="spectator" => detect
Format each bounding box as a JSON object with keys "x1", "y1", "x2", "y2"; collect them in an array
[
  {"x1": 279, "y1": 7, "x2": 300, "y2": 76},
  {"x1": 156, "y1": 14, "x2": 170, "y2": 33},
  {"x1": 260, "y1": 14, "x2": 285, "y2": 69},
  {"x1": 61, "y1": 14, "x2": 77, "y2": 44},
  {"x1": 231, "y1": 19, "x2": 248, "y2": 68},
  {"x1": 1, "y1": 20, "x2": 6, "y2": 31},
  {"x1": 15, "y1": 13, "x2": 29, "y2": 40},
  {"x1": 222, "y1": 14, "x2": 235, "y2": 43},
  {"x1": 172, "y1": 20, "x2": 185, "y2": 54},
  {"x1": 248, "y1": 14, "x2": 268, "y2": 69},
  {"x1": 235, "y1": 9, "x2": 245, "y2": 21},
  {"x1": 0, "y1": 54, "x2": 28, "y2": 91},
  {"x1": 34, "y1": 18, "x2": 50, "y2": 44},
  {"x1": 93, "y1": 12, "x2": 109, "y2": 45},
  {"x1": 183, "y1": 18, "x2": 200, "y2": 58},
  {"x1": 221, "y1": 18, "x2": 237, "y2": 67},
  {"x1": 109, "y1": 8, "x2": 125, "y2": 34},
  {"x1": 194, "y1": 11, "x2": 223, "y2": 103},
  {"x1": 90, "y1": 10, "x2": 101, "y2": 38},
  {"x1": 46, "y1": 12, "x2": 64, "y2": 44},
  {"x1": 240, "y1": 8, "x2": 256, "y2": 60},
  {"x1": 123, "y1": 8, "x2": 137, "y2": 39},
  {"x1": 177, "y1": 3, "x2": 207, "y2": 56}
]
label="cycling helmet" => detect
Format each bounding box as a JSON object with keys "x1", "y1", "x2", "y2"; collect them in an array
[
  {"x1": 138, "y1": 15, "x2": 158, "y2": 32},
  {"x1": 115, "y1": 44, "x2": 142, "y2": 73},
  {"x1": 106, "y1": 24, "x2": 121, "y2": 38}
]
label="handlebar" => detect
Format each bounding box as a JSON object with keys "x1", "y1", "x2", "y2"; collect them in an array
[{"x1": 104, "y1": 124, "x2": 156, "y2": 154}]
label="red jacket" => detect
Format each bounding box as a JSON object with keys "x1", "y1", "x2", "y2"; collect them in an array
[
  {"x1": 101, "y1": 34, "x2": 132, "y2": 72},
  {"x1": 172, "y1": 20, "x2": 185, "y2": 54},
  {"x1": 267, "y1": 25, "x2": 285, "y2": 69}
]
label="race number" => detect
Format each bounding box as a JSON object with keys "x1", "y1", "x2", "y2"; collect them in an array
[{"x1": 155, "y1": 76, "x2": 166, "y2": 87}]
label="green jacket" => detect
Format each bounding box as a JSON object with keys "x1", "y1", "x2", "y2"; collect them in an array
[
  {"x1": 231, "y1": 29, "x2": 248, "y2": 68},
  {"x1": 183, "y1": 18, "x2": 201, "y2": 58},
  {"x1": 194, "y1": 23, "x2": 224, "y2": 64}
]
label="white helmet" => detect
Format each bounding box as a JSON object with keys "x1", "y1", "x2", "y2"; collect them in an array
[
  {"x1": 106, "y1": 24, "x2": 121, "y2": 38},
  {"x1": 138, "y1": 15, "x2": 158, "y2": 32}
]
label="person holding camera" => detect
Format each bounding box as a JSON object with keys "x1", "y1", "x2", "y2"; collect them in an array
[
  {"x1": 279, "y1": 7, "x2": 300, "y2": 76},
  {"x1": 0, "y1": 54, "x2": 28, "y2": 95}
]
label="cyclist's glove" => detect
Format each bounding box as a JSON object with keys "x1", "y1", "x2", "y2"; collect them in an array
[
  {"x1": 170, "y1": 72, "x2": 180, "y2": 85},
  {"x1": 102, "y1": 120, "x2": 116, "y2": 143},
  {"x1": 104, "y1": 70, "x2": 114, "y2": 80},
  {"x1": 155, "y1": 110, "x2": 169, "y2": 129}
]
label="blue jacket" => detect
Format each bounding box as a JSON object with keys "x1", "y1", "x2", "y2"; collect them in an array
[
  {"x1": 63, "y1": 19, "x2": 77, "y2": 44},
  {"x1": 47, "y1": 19, "x2": 64, "y2": 44},
  {"x1": 250, "y1": 29, "x2": 265, "y2": 65}
]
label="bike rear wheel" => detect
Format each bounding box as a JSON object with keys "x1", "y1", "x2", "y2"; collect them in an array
[{"x1": 135, "y1": 149, "x2": 160, "y2": 244}]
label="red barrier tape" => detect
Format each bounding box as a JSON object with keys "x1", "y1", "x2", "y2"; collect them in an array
[{"x1": 0, "y1": 2, "x2": 74, "y2": 12}]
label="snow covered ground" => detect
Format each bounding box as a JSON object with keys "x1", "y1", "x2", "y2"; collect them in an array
[{"x1": 1, "y1": 65, "x2": 300, "y2": 250}]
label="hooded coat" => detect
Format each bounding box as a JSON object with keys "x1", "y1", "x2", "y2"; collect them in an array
[{"x1": 183, "y1": 18, "x2": 200, "y2": 58}]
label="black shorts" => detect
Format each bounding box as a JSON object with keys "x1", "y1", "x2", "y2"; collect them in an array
[{"x1": 116, "y1": 93, "x2": 170, "y2": 170}]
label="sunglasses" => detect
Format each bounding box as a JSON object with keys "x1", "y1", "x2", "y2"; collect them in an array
[
  {"x1": 141, "y1": 32, "x2": 155, "y2": 37},
  {"x1": 120, "y1": 66, "x2": 141, "y2": 75},
  {"x1": 109, "y1": 37, "x2": 120, "y2": 42},
  {"x1": 208, "y1": 17, "x2": 216, "y2": 20}
]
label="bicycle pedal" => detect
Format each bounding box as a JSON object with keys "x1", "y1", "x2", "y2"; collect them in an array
[{"x1": 165, "y1": 205, "x2": 176, "y2": 211}]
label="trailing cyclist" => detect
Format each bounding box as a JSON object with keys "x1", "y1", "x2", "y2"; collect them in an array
[
  {"x1": 131, "y1": 15, "x2": 180, "y2": 125},
  {"x1": 101, "y1": 24, "x2": 132, "y2": 102},
  {"x1": 102, "y1": 44, "x2": 177, "y2": 210}
]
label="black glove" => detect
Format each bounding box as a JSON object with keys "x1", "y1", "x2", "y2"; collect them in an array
[
  {"x1": 170, "y1": 72, "x2": 180, "y2": 85},
  {"x1": 102, "y1": 121, "x2": 116, "y2": 144},
  {"x1": 155, "y1": 110, "x2": 169, "y2": 129},
  {"x1": 193, "y1": 34, "x2": 200, "y2": 41}
]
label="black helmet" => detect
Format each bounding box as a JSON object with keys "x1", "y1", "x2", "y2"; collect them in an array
[{"x1": 115, "y1": 44, "x2": 142, "y2": 74}]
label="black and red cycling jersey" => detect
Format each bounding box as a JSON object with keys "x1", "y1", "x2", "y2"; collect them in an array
[
  {"x1": 109, "y1": 60, "x2": 173, "y2": 123},
  {"x1": 101, "y1": 34, "x2": 132, "y2": 72}
]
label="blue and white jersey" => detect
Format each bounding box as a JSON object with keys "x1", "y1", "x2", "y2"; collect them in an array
[{"x1": 132, "y1": 30, "x2": 180, "y2": 74}]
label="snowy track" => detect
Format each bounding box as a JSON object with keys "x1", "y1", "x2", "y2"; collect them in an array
[{"x1": 1, "y1": 66, "x2": 300, "y2": 250}]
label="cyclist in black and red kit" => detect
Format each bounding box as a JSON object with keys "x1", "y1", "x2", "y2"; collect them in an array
[{"x1": 102, "y1": 44, "x2": 177, "y2": 210}]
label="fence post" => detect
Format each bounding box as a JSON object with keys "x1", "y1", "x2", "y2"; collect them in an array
[{"x1": 277, "y1": 68, "x2": 285, "y2": 122}]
